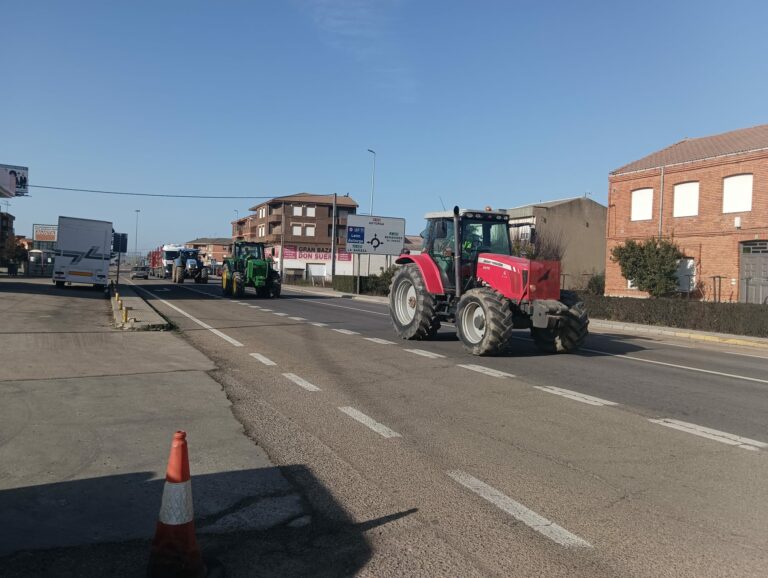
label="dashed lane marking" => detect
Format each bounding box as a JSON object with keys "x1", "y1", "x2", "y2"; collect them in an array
[
  {"x1": 283, "y1": 373, "x2": 321, "y2": 391},
  {"x1": 261, "y1": 308, "x2": 273, "y2": 312},
  {"x1": 338, "y1": 407, "x2": 402, "y2": 438},
  {"x1": 285, "y1": 297, "x2": 390, "y2": 316},
  {"x1": 273, "y1": 312, "x2": 289, "y2": 317},
  {"x1": 404, "y1": 348, "x2": 446, "y2": 359},
  {"x1": 649, "y1": 418, "x2": 767, "y2": 451},
  {"x1": 333, "y1": 329, "x2": 360, "y2": 335},
  {"x1": 534, "y1": 386, "x2": 618, "y2": 407},
  {"x1": 447, "y1": 470, "x2": 592, "y2": 549},
  {"x1": 457, "y1": 364, "x2": 515, "y2": 379},
  {"x1": 249, "y1": 353, "x2": 276, "y2": 366},
  {"x1": 311, "y1": 322, "x2": 328, "y2": 327},
  {"x1": 364, "y1": 337, "x2": 396, "y2": 345},
  {"x1": 289, "y1": 316, "x2": 306, "y2": 321}
]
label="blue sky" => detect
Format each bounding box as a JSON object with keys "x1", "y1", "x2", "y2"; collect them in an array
[{"x1": 2, "y1": 0, "x2": 767, "y2": 252}]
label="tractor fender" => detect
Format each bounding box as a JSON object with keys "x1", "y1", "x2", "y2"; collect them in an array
[{"x1": 395, "y1": 254, "x2": 445, "y2": 295}]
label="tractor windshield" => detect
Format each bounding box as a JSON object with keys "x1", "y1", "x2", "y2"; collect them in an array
[
  {"x1": 461, "y1": 220, "x2": 511, "y2": 256},
  {"x1": 237, "y1": 244, "x2": 264, "y2": 259}
]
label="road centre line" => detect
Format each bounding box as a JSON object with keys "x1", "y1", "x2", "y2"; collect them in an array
[
  {"x1": 311, "y1": 322, "x2": 328, "y2": 327},
  {"x1": 273, "y1": 312, "x2": 289, "y2": 316},
  {"x1": 238, "y1": 302, "x2": 249, "y2": 305},
  {"x1": 447, "y1": 470, "x2": 592, "y2": 549},
  {"x1": 289, "y1": 316, "x2": 306, "y2": 321},
  {"x1": 404, "y1": 348, "x2": 446, "y2": 359},
  {"x1": 581, "y1": 347, "x2": 768, "y2": 385},
  {"x1": 333, "y1": 328, "x2": 360, "y2": 335},
  {"x1": 130, "y1": 285, "x2": 243, "y2": 347},
  {"x1": 283, "y1": 373, "x2": 321, "y2": 391},
  {"x1": 365, "y1": 337, "x2": 396, "y2": 345},
  {"x1": 534, "y1": 386, "x2": 618, "y2": 407},
  {"x1": 649, "y1": 418, "x2": 767, "y2": 451},
  {"x1": 338, "y1": 407, "x2": 401, "y2": 438},
  {"x1": 260, "y1": 308, "x2": 273, "y2": 312},
  {"x1": 458, "y1": 364, "x2": 515, "y2": 379},
  {"x1": 287, "y1": 297, "x2": 390, "y2": 316},
  {"x1": 249, "y1": 305, "x2": 261, "y2": 309},
  {"x1": 250, "y1": 353, "x2": 276, "y2": 366}
]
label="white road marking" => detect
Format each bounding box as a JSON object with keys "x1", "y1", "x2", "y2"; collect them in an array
[
  {"x1": 273, "y1": 312, "x2": 289, "y2": 317},
  {"x1": 283, "y1": 373, "x2": 321, "y2": 391},
  {"x1": 130, "y1": 285, "x2": 243, "y2": 347},
  {"x1": 458, "y1": 364, "x2": 515, "y2": 378},
  {"x1": 404, "y1": 348, "x2": 446, "y2": 359},
  {"x1": 249, "y1": 353, "x2": 276, "y2": 366},
  {"x1": 231, "y1": 301, "x2": 241, "y2": 303},
  {"x1": 365, "y1": 337, "x2": 396, "y2": 345},
  {"x1": 310, "y1": 322, "x2": 328, "y2": 327},
  {"x1": 238, "y1": 302, "x2": 249, "y2": 305},
  {"x1": 338, "y1": 407, "x2": 401, "y2": 438},
  {"x1": 333, "y1": 328, "x2": 360, "y2": 335},
  {"x1": 649, "y1": 418, "x2": 767, "y2": 451},
  {"x1": 288, "y1": 297, "x2": 390, "y2": 316},
  {"x1": 447, "y1": 470, "x2": 592, "y2": 548},
  {"x1": 534, "y1": 386, "x2": 618, "y2": 407},
  {"x1": 261, "y1": 308, "x2": 273, "y2": 312},
  {"x1": 249, "y1": 305, "x2": 261, "y2": 309},
  {"x1": 289, "y1": 316, "x2": 306, "y2": 321},
  {"x1": 581, "y1": 347, "x2": 768, "y2": 385}
]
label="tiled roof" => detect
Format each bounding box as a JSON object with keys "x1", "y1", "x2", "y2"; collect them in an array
[
  {"x1": 612, "y1": 124, "x2": 768, "y2": 175},
  {"x1": 186, "y1": 237, "x2": 232, "y2": 245},
  {"x1": 249, "y1": 193, "x2": 359, "y2": 211}
]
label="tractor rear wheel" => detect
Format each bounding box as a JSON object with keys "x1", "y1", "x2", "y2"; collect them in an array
[
  {"x1": 232, "y1": 272, "x2": 245, "y2": 298},
  {"x1": 455, "y1": 288, "x2": 514, "y2": 356},
  {"x1": 389, "y1": 264, "x2": 440, "y2": 340},
  {"x1": 531, "y1": 291, "x2": 589, "y2": 353}
]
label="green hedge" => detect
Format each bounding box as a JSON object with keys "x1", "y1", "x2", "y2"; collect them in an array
[{"x1": 578, "y1": 294, "x2": 768, "y2": 338}]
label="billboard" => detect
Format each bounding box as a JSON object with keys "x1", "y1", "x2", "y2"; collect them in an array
[
  {"x1": 346, "y1": 215, "x2": 406, "y2": 255},
  {"x1": 0, "y1": 164, "x2": 29, "y2": 198},
  {"x1": 282, "y1": 245, "x2": 351, "y2": 261},
  {"x1": 33, "y1": 224, "x2": 58, "y2": 242}
]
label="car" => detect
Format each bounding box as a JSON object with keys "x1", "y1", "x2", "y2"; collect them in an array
[{"x1": 130, "y1": 266, "x2": 149, "y2": 280}]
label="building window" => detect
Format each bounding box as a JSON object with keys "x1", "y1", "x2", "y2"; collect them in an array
[
  {"x1": 258, "y1": 224, "x2": 265, "y2": 237},
  {"x1": 306, "y1": 205, "x2": 316, "y2": 218},
  {"x1": 292, "y1": 224, "x2": 302, "y2": 236},
  {"x1": 676, "y1": 258, "x2": 696, "y2": 292},
  {"x1": 673, "y1": 182, "x2": 699, "y2": 217},
  {"x1": 305, "y1": 225, "x2": 315, "y2": 237},
  {"x1": 723, "y1": 174, "x2": 753, "y2": 213},
  {"x1": 627, "y1": 278, "x2": 637, "y2": 290},
  {"x1": 293, "y1": 205, "x2": 303, "y2": 217},
  {"x1": 630, "y1": 188, "x2": 653, "y2": 221},
  {"x1": 339, "y1": 209, "x2": 348, "y2": 218}
]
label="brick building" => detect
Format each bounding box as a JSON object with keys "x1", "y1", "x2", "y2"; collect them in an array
[
  {"x1": 184, "y1": 237, "x2": 232, "y2": 268},
  {"x1": 606, "y1": 124, "x2": 768, "y2": 303},
  {"x1": 233, "y1": 193, "x2": 360, "y2": 279}
]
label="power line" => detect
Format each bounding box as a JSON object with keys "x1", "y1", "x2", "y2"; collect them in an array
[{"x1": 29, "y1": 184, "x2": 274, "y2": 199}]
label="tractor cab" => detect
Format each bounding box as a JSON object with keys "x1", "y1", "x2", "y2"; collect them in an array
[
  {"x1": 422, "y1": 208, "x2": 512, "y2": 291},
  {"x1": 233, "y1": 242, "x2": 265, "y2": 261}
]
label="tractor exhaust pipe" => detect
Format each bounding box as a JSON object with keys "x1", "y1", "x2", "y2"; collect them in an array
[{"x1": 453, "y1": 206, "x2": 462, "y2": 298}]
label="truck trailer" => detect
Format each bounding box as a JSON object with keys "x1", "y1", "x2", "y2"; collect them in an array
[{"x1": 52, "y1": 216, "x2": 112, "y2": 291}]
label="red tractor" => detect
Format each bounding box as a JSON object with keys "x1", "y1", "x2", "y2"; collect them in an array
[{"x1": 389, "y1": 206, "x2": 588, "y2": 356}]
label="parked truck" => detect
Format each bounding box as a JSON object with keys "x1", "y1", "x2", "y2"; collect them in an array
[{"x1": 52, "y1": 216, "x2": 112, "y2": 292}]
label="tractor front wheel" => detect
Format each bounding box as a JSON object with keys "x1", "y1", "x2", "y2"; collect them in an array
[
  {"x1": 531, "y1": 291, "x2": 589, "y2": 353},
  {"x1": 222, "y1": 268, "x2": 233, "y2": 295},
  {"x1": 455, "y1": 288, "x2": 514, "y2": 356},
  {"x1": 389, "y1": 264, "x2": 440, "y2": 340},
  {"x1": 232, "y1": 272, "x2": 245, "y2": 298}
]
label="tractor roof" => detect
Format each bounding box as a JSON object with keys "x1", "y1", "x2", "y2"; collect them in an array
[{"x1": 424, "y1": 208, "x2": 510, "y2": 221}]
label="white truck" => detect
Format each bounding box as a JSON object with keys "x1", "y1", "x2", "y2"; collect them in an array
[{"x1": 52, "y1": 216, "x2": 112, "y2": 291}]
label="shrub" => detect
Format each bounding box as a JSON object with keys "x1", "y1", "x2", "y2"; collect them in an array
[
  {"x1": 586, "y1": 272, "x2": 605, "y2": 295},
  {"x1": 611, "y1": 238, "x2": 682, "y2": 297}
]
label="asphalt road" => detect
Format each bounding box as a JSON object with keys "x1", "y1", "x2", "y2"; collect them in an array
[{"x1": 131, "y1": 278, "x2": 768, "y2": 577}]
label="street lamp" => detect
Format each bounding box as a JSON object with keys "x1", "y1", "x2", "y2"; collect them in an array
[
  {"x1": 367, "y1": 149, "x2": 376, "y2": 216},
  {"x1": 134, "y1": 209, "x2": 140, "y2": 262}
]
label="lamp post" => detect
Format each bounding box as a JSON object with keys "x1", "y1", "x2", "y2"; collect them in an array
[
  {"x1": 134, "y1": 209, "x2": 140, "y2": 263},
  {"x1": 367, "y1": 149, "x2": 376, "y2": 216}
]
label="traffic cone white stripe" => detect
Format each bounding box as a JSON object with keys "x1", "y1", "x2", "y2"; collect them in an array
[{"x1": 158, "y1": 480, "x2": 194, "y2": 525}]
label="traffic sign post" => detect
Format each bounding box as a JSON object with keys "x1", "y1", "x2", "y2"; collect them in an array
[{"x1": 345, "y1": 215, "x2": 405, "y2": 255}]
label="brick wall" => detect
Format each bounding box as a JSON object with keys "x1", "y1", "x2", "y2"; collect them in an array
[{"x1": 606, "y1": 150, "x2": 768, "y2": 300}]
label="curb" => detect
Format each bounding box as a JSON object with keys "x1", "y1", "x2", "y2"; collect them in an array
[
  {"x1": 589, "y1": 320, "x2": 768, "y2": 350},
  {"x1": 111, "y1": 282, "x2": 171, "y2": 331}
]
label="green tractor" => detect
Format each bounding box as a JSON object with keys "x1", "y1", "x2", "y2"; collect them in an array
[{"x1": 222, "y1": 241, "x2": 282, "y2": 299}]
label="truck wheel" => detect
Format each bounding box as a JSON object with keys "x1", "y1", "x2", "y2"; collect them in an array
[
  {"x1": 232, "y1": 272, "x2": 245, "y2": 298},
  {"x1": 389, "y1": 264, "x2": 440, "y2": 340},
  {"x1": 222, "y1": 269, "x2": 232, "y2": 295},
  {"x1": 55, "y1": 281, "x2": 65, "y2": 288},
  {"x1": 531, "y1": 292, "x2": 589, "y2": 353},
  {"x1": 456, "y1": 288, "x2": 514, "y2": 356}
]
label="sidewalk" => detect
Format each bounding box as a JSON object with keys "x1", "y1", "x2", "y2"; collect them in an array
[
  {"x1": 0, "y1": 278, "x2": 306, "y2": 575},
  {"x1": 282, "y1": 284, "x2": 768, "y2": 350}
]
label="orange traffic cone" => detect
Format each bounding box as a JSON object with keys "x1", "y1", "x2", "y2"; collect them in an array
[{"x1": 147, "y1": 431, "x2": 206, "y2": 577}]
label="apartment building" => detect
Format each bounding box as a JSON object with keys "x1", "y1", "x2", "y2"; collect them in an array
[{"x1": 606, "y1": 124, "x2": 768, "y2": 303}]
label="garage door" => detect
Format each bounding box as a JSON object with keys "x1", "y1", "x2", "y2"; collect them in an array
[{"x1": 740, "y1": 241, "x2": 768, "y2": 304}]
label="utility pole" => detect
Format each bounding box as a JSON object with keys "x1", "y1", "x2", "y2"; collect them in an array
[
  {"x1": 279, "y1": 201, "x2": 285, "y2": 276},
  {"x1": 134, "y1": 209, "x2": 140, "y2": 263},
  {"x1": 330, "y1": 193, "x2": 337, "y2": 279}
]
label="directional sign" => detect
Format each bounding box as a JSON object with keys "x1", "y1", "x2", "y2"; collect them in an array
[{"x1": 346, "y1": 215, "x2": 405, "y2": 255}]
